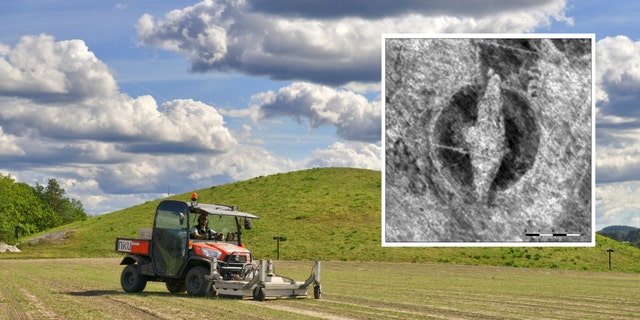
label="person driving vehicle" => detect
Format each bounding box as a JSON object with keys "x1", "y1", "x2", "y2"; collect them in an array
[{"x1": 191, "y1": 214, "x2": 222, "y2": 240}]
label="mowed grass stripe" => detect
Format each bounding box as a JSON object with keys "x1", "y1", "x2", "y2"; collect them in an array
[
  {"x1": 316, "y1": 261, "x2": 640, "y2": 319},
  {"x1": 398, "y1": 288, "x2": 637, "y2": 318},
  {"x1": 319, "y1": 297, "x2": 517, "y2": 320},
  {"x1": 245, "y1": 301, "x2": 357, "y2": 320},
  {"x1": 2, "y1": 258, "x2": 640, "y2": 319},
  {"x1": 274, "y1": 299, "x2": 425, "y2": 320},
  {"x1": 323, "y1": 294, "x2": 523, "y2": 320},
  {"x1": 2, "y1": 262, "x2": 69, "y2": 319},
  {"x1": 324, "y1": 288, "x2": 636, "y2": 320},
  {"x1": 3, "y1": 261, "x2": 161, "y2": 319},
  {"x1": 0, "y1": 273, "x2": 39, "y2": 319}
]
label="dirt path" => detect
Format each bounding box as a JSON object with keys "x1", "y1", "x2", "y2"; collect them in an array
[
  {"x1": 24, "y1": 230, "x2": 73, "y2": 244},
  {"x1": 243, "y1": 300, "x2": 356, "y2": 320},
  {"x1": 0, "y1": 230, "x2": 73, "y2": 254}
]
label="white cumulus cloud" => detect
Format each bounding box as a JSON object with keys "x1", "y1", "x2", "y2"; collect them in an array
[
  {"x1": 596, "y1": 35, "x2": 640, "y2": 105},
  {"x1": 0, "y1": 34, "x2": 117, "y2": 99},
  {"x1": 596, "y1": 182, "x2": 640, "y2": 229},
  {"x1": 246, "y1": 82, "x2": 380, "y2": 142},
  {"x1": 0, "y1": 35, "x2": 237, "y2": 154},
  {"x1": 136, "y1": 0, "x2": 571, "y2": 85},
  {"x1": 595, "y1": 36, "x2": 640, "y2": 183},
  {"x1": 304, "y1": 142, "x2": 381, "y2": 170},
  {"x1": 0, "y1": 126, "x2": 24, "y2": 156}
]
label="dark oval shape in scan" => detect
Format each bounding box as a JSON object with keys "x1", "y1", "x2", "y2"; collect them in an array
[
  {"x1": 432, "y1": 85, "x2": 539, "y2": 203},
  {"x1": 432, "y1": 84, "x2": 480, "y2": 198},
  {"x1": 491, "y1": 89, "x2": 540, "y2": 192}
]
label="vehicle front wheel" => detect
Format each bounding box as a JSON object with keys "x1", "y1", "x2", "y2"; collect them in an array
[
  {"x1": 166, "y1": 280, "x2": 186, "y2": 294},
  {"x1": 185, "y1": 266, "x2": 210, "y2": 296},
  {"x1": 120, "y1": 265, "x2": 147, "y2": 293}
]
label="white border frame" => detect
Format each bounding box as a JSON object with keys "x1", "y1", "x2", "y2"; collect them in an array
[{"x1": 381, "y1": 33, "x2": 596, "y2": 247}]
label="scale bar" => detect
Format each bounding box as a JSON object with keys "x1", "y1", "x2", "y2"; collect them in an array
[{"x1": 525, "y1": 233, "x2": 581, "y2": 237}]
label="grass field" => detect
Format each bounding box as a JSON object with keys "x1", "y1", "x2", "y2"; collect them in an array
[
  {"x1": 2, "y1": 168, "x2": 640, "y2": 319},
  {"x1": 1, "y1": 258, "x2": 639, "y2": 319}
]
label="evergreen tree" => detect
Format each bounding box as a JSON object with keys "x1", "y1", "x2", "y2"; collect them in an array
[{"x1": 35, "y1": 179, "x2": 88, "y2": 225}]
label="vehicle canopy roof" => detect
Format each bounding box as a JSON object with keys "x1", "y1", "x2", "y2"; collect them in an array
[{"x1": 189, "y1": 202, "x2": 260, "y2": 219}]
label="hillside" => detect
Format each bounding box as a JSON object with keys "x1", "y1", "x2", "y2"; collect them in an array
[
  {"x1": 12, "y1": 168, "x2": 381, "y2": 261},
  {"x1": 6, "y1": 167, "x2": 640, "y2": 273},
  {"x1": 597, "y1": 225, "x2": 640, "y2": 248}
]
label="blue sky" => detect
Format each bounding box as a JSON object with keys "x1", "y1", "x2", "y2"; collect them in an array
[{"x1": 0, "y1": 0, "x2": 638, "y2": 231}]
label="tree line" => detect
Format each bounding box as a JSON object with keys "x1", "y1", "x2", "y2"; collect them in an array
[{"x1": 0, "y1": 174, "x2": 87, "y2": 243}]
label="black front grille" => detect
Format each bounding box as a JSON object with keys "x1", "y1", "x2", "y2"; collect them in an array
[{"x1": 225, "y1": 253, "x2": 248, "y2": 264}]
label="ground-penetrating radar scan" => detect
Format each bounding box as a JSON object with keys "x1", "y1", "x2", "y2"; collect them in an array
[{"x1": 383, "y1": 36, "x2": 593, "y2": 244}]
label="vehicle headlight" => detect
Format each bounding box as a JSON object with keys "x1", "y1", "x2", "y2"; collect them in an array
[{"x1": 201, "y1": 248, "x2": 222, "y2": 259}]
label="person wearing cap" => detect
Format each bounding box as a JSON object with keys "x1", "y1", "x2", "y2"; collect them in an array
[{"x1": 191, "y1": 214, "x2": 222, "y2": 240}]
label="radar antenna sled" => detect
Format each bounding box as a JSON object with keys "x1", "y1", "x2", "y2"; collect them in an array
[{"x1": 115, "y1": 194, "x2": 321, "y2": 300}]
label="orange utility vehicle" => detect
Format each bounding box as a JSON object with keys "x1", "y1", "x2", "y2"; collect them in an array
[{"x1": 115, "y1": 194, "x2": 321, "y2": 300}]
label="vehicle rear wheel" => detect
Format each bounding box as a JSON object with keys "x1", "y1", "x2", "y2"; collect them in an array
[
  {"x1": 166, "y1": 280, "x2": 186, "y2": 294},
  {"x1": 185, "y1": 266, "x2": 210, "y2": 296},
  {"x1": 121, "y1": 265, "x2": 147, "y2": 293}
]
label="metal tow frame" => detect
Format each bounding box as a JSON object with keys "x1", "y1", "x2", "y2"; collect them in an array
[{"x1": 206, "y1": 259, "x2": 321, "y2": 301}]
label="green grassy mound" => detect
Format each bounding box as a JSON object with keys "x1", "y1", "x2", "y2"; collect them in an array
[{"x1": 6, "y1": 167, "x2": 639, "y2": 273}]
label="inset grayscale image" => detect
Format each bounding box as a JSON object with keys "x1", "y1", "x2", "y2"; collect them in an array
[{"x1": 382, "y1": 35, "x2": 594, "y2": 245}]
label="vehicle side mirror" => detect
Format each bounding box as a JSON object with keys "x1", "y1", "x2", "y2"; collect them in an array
[{"x1": 244, "y1": 218, "x2": 252, "y2": 230}]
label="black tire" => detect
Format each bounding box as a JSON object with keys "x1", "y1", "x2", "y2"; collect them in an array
[
  {"x1": 253, "y1": 286, "x2": 266, "y2": 301},
  {"x1": 185, "y1": 266, "x2": 210, "y2": 297},
  {"x1": 120, "y1": 265, "x2": 147, "y2": 293},
  {"x1": 313, "y1": 284, "x2": 322, "y2": 299},
  {"x1": 166, "y1": 280, "x2": 186, "y2": 294}
]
